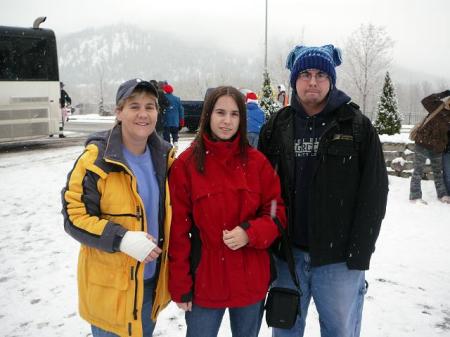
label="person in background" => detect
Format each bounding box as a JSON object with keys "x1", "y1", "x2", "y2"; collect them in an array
[
  {"x1": 246, "y1": 91, "x2": 265, "y2": 148},
  {"x1": 59, "y1": 81, "x2": 72, "y2": 137},
  {"x1": 162, "y1": 83, "x2": 184, "y2": 148},
  {"x1": 258, "y1": 44, "x2": 389, "y2": 337},
  {"x1": 62, "y1": 78, "x2": 175, "y2": 337},
  {"x1": 409, "y1": 90, "x2": 450, "y2": 204},
  {"x1": 168, "y1": 86, "x2": 286, "y2": 337},
  {"x1": 444, "y1": 98, "x2": 450, "y2": 194},
  {"x1": 150, "y1": 79, "x2": 170, "y2": 136},
  {"x1": 277, "y1": 84, "x2": 288, "y2": 107}
]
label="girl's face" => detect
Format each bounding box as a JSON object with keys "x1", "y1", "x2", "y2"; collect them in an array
[{"x1": 209, "y1": 95, "x2": 240, "y2": 141}]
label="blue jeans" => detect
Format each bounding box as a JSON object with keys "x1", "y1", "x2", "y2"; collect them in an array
[
  {"x1": 91, "y1": 278, "x2": 156, "y2": 337},
  {"x1": 443, "y1": 150, "x2": 450, "y2": 194},
  {"x1": 163, "y1": 126, "x2": 179, "y2": 144},
  {"x1": 272, "y1": 249, "x2": 366, "y2": 337},
  {"x1": 185, "y1": 301, "x2": 264, "y2": 337},
  {"x1": 410, "y1": 144, "x2": 448, "y2": 199}
]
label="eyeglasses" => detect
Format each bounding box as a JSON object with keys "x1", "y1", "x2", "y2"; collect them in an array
[{"x1": 298, "y1": 71, "x2": 329, "y2": 83}]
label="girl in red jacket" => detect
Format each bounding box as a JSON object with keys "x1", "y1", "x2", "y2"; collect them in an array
[{"x1": 168, "y1": 86, "x2": 286, "y2": 337}]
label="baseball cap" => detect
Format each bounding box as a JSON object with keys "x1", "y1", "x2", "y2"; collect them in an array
[{"x1": 116, "y1": 78, "x2": 158, "y2": 105}]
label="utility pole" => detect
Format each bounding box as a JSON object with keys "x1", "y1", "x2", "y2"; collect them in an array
[{"x1": 264, "y1": 0, "x2": 268, "y2": 73}]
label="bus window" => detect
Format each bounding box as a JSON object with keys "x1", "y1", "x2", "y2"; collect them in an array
[
  {"x1": 0, "y1": 36, "x2": 58, "y2": 81},
  {"x1": 0, "y1": 24, "x2": 61, "y2": 142}
]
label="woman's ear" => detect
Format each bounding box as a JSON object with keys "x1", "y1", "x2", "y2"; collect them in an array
[{"x1": 115, "y1": 107, "x2": 122, "y2": 121}]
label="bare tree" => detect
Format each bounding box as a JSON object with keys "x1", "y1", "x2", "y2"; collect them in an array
[{"x1": 342, "y1": 24, "x2": 394, "y2": 119}]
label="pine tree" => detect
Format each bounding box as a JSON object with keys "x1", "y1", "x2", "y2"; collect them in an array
[
  {"x1": 259, "y1": 71, "x2": 280, "y2": 119},
  {"x1": 374, "y1": 71, "x2": 402, "y2": 135}
]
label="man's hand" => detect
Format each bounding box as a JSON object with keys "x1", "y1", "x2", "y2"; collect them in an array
[{"x1": 223, "y1": 227, "x2": 249, "y2": 250}]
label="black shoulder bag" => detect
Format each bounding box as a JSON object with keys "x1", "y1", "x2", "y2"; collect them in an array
[{"x1": 265, "y1": 217, "x2": 302, "y2": 329}]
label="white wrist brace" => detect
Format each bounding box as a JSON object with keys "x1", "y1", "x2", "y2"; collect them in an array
[{"x1": 119, "y1": 231, "x2": 157, "y2": 262}]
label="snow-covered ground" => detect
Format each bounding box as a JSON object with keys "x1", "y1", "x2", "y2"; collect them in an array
[{"x1": 1, "y1": 138, "x2": 450, "y2": 337}]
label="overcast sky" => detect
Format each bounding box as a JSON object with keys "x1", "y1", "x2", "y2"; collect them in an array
[{"x1": 1, "y1": 0, "x2": 449, "y2": 80}]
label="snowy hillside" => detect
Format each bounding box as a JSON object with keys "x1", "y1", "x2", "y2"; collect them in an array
[
  {"x1": 57, "y1": 25, "x2": 262, "y2": 103},
  {"x1": 0, "y1": 140, "x2": 449, "y2": 337}
]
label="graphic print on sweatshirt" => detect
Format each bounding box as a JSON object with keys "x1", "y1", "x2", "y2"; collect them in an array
[{"x1": 294, "y1": 137, "x2": 320, "y2": 157}]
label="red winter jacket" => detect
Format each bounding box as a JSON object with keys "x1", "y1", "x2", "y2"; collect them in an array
[{"x1": 168, "y1": 134, "x2": 286, "y2": 308}]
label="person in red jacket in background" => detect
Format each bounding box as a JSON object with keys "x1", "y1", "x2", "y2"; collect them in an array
[{"x1": 168, "y1": 86, "x2": 286, "y2": 337}]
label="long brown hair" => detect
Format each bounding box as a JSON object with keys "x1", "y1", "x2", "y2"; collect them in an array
[{"x1": 192, "y1": 86, "x2": 249, "y2": 173}]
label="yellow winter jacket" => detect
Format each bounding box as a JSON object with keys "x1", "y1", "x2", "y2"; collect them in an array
[{"x1": 62, "y1": 125, "x2": 174, "y2": 336}]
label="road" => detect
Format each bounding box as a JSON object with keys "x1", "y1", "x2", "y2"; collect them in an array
[{"x1": 0, "y1": 119, "x2": 195, "y2": 153}]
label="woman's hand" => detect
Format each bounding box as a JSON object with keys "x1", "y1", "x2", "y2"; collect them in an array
[
  {"x1": 176, "y1": 301, "x2": 192, "y2": 311},
  {"x1": 142, "y1": 234, "x2": 162, "y2": 264},
  {"x1": 223, "y1": 227, "x2": 249, "y2": 250}
]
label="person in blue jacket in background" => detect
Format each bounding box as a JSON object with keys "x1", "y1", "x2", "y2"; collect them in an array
[
  {"x1": 162, "y1": 83, "x2": 184, "y2": 148},
  {"x1": 245, "y1": 91, "x2": 265, "y2": 148}
]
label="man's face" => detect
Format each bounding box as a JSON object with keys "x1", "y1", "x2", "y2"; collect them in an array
[{"x1": 295, "y1": 69, "x2": 331, "y2": 109}]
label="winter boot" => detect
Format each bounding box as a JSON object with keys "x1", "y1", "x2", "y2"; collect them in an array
[{"x1": 410, "y1": 198, "x2": 428, "y2": 205}]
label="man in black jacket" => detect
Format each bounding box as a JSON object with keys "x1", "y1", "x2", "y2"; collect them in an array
[{"x1": 258, "y1": 45, "x2": 388, "y2": 337}]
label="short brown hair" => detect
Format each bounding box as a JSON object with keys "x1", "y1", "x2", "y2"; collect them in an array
[{"x1": 115, "y1": 88, "x2": 158, "y2": 124}]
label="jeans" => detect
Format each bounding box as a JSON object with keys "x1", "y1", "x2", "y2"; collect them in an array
[
  {"x1": 163, "y1": 126, "x2": 179, "y2": 144},
  {"x1": 443, "y1": 150, "x2": 450, "y2": 194},
  {"x1": 247, "y1": 132, "x2": 260, "y2": 148},
  {"x1": 91, "y1": 278, "x2": 156, "y2": 337},
  {"x1": 409, "y1": 143, "x2": 448, "y2": 199},
  {"x1": 185, "y1": 301, "x2": 264, "y2": 337},
  {"x1": 272, "y1": 249, "x2": 366, "y2": 337}
]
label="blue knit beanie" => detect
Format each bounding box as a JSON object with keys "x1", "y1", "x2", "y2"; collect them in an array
[{"x1": 286, "y1": 44, "x2": 342, "y2": 88}]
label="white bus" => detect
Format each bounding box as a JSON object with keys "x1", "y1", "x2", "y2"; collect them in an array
[{"x1": 0, "y1": 17, "x2": 61, "y2": 142}]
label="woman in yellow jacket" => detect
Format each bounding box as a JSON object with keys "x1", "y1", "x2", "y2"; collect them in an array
[{"x1": 62, "y1": 79, "x2": 175, "y2": 336}]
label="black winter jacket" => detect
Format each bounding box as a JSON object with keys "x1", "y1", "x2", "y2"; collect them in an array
[{"x1": 258, "y1": 99, "x2": 388, "y2": 270}]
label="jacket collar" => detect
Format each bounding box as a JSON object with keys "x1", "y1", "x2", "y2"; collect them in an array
[
  {"x1": 203, "y1": 133, "x2": 241, "y2": 159},
  {"x1": 290, "y1": 87, "x2": 351, "y2": 120},
  {"x1": 88, "y1": 124, "x2": 172, "y2": 179}
]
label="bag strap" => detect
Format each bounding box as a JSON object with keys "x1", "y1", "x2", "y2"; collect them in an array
[{"x1": 272, "y1": 217, "x2": 301, "y2": 292}]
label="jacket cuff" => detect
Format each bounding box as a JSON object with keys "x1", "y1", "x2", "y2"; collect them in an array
[
  {"x1": 239, "y1": 222, "x2": 251, "y2": 230},
  {"x1": 181, "y1": 291, "x2": 193, "y2": 303},
  {"x1": 112, "y1": 226, "x2": 128, "y2": 252},
  {"x1": 346, "y1": 250, "x2": 371, "y2": 270}
]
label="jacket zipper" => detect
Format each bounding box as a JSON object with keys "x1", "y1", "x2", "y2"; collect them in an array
[{"x1": 132, "y1": 205, "x2": 142, "y2": 321}]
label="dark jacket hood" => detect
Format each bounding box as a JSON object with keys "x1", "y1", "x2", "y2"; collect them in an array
[{"x1": 291, "y1": 87, "x2": 351, "y2": 120}]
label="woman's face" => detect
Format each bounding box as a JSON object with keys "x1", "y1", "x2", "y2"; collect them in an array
[
  {"x1": 209, "y1": 95, "x2": 240, "y2": 141},
  {"x1": 116, "y1": 93, "x2": 158, "y2": 146}
]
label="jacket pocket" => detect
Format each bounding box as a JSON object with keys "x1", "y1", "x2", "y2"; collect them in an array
[
  {"x1": 325, "y1": 140, "x2": 359, "y2": 180},
  {"x1": 237, "y1": 186, "x2": 261, "y2": 222},
  {"x1": 86, "y1": 262, "x2": 130, "y2": 325}
]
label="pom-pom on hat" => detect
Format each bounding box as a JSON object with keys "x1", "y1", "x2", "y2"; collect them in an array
[
  {"x1": 246, "y1": 92, "x2": 258, "y2": 103},
  {"x1": 163, "y1": 84, "x2": 173, "y2": 94},
  {"x1": 285, "y1": 44, "x2": 342, "y2": 88}
]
